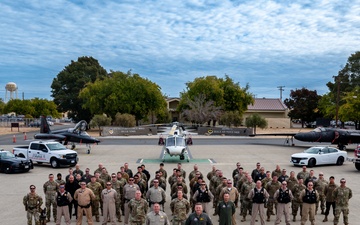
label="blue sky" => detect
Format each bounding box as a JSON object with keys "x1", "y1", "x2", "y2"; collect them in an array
[{"x1": 1, "y1": 0, "x2": 359, "y2": 101}]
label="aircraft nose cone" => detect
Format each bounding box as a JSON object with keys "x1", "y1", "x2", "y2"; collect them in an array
[{"x1": 294, "y1": 133, "x2": 306, "y2": 141}]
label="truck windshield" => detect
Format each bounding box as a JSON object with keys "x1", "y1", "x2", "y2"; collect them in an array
[{"x1": 47, "y1": 143, "x2": 67, "y2": 151}]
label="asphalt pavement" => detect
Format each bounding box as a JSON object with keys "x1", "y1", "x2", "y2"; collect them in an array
[{"x1": 1, "y1": 135, "x2": 359, "y2": 224}]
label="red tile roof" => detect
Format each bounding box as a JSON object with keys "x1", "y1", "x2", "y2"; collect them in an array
[{"x1": 247, "y1": 98, "x2": 287, "y2": 111}]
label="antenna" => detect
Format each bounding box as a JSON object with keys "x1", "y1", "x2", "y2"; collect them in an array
[{"x1": 277, "y1": 86, "x2": 285, "y2": 100}]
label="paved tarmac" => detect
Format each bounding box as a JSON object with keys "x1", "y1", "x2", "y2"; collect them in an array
[{"x1": 1, "y1": 135, "x2": 359, "y2": 224}]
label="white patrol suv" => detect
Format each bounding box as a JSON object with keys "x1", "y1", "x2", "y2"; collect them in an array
[{"x1": 13, "y1": 141, "x2": 78, "y2": 168}]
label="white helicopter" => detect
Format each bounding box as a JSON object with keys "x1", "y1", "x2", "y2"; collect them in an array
[{"x1": 159, "y1": 124, "x2": 192, "y2": 162}]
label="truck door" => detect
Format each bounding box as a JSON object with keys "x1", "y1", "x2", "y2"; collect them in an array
[{"x1": 30, "y1": 143, "x2": 47, "y2": 162}]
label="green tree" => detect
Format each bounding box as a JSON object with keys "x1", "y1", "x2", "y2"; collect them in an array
[
  {"x1": 113, "y1": 113, "x2": 136, "y2": 127},
  {"x1": 320, "y1": 51, "x2": 360, "y2": 122},
  {"x1": 80, "y1": 71, "x2": 167, "y2": 125},
  {"x1": 51, "y1": 56, "x2": 108, "y2": 123},
  {"x1": 179, "y1": 75, "x2": 253, "y2": 125},
  {"x1": 338, "y1": 87, "x2": 360, "y2": 129},
  {"x1": 220, "y1": 111, "x2": 243, "y2": 127},
  {"x1": 245, "y1": 113, "x2": 268, "y2": 134},
  {"x1": 3, "y1": 99, "x2": 35, "y2": 116},
  {"x1": 30, "y1": 98, "x2": 60, "y2": 118},
  {"x1": 89, "y1": 114, "x2": 112, "y2": 136},
  {"x1": 0, "y1": 98, "x2": 5, "y2": 114},
  {"x1": 284, "y1": 88, "x2": 322, "y2": 127}
]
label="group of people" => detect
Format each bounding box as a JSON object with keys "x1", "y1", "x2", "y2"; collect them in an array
[{"x1": 23, "y1": 162, "x2": 352, "y2": 225}]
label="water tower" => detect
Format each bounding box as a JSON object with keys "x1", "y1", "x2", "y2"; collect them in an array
[{"x1": 5, "y1": 82, "x2": 18, "y2": 102}]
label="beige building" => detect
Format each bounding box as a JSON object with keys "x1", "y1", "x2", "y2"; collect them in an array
[
  {"x1": 167, "y1": 97, "x2": 290, "y2": 128},
  {"x1": 243, "y1": 98, "x2": 290, "y2": 128}
]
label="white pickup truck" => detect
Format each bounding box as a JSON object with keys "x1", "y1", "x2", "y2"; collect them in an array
[{"x1": 13, "y1": 141, "x2": 78, "y2": 168}]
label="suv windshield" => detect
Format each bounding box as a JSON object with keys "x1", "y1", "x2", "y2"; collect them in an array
[{"x1": 47, "y1": 143, "x2": 67, "y2": 151}]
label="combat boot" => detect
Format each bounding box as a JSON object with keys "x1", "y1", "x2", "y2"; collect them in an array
[
  {"x1": 241, "y1": 216, "x2": 246, "y2": 222},
  {"x1": 293, "y1": 215, "x2": 296, "y2": 222},
  {"x1": 96, "y1": 215, "x2": 100, "y2": 222},
  {"x1": 323, "y1": 215, "x2": 328, "y2": 222},
  {"x1": 266, "y1": 216, "x2": 270, "y2": 222}
]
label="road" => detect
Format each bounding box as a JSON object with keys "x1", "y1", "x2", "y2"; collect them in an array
[{"x1": 1, "y1": 131, "x2": 359, "y2": 224}]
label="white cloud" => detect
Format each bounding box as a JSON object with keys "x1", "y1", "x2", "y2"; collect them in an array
[{"x1": 0, "y1": 0, "x2": 359, "y2": 99}]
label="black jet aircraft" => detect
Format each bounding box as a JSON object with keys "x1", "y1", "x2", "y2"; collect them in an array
[
  {"x1": 251, "y1": 127, "x2": 360, "y2": 150},
  {"x1": 34, "y1": 116, "x2": 100, "y2": 153}
]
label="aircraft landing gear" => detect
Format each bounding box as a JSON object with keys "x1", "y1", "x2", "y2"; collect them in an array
[
  {"x1": 87, "y1": 149, "x2": 91, "y2": 154},
  {"x1": 71, "y1": 144, "x2": 76, "y2": 150},
  {"x1": 338, "y1": 144, "x2": 346, "y2": 150}
]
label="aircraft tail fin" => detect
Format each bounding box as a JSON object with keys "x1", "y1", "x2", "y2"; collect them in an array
[{"x1": 40, "y1": 116, "x2": 51, "y2": 133}]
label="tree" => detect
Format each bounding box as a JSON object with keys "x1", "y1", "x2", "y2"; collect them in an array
[
  {"x1": 0, "y1": 98, "x2": 5, "y2": 114},
  {"x1": 3, "y1": 99, "x2": 35, "y2": 116},
  {"x1": 113, "y1": 113, "x2": 136, "y2": 127},
  {"x1": 30, "y1": 98, "x2": 60, "y2": 118},
  {"x1": 338, "y1": 87, "x2": 360, "y2": 129},
  {"x1": 284, "y1": 88, "x2": 322, "y2": 127},
  {"x1": 245, "y1": 113, "x2": 268, "y2": 134},
  {"x1": 51, "y1": 56, "x2": 108, "y2": 123},
  {"x1": 320, "y1": 51, "x2": 360, "y2": 121},
  {"x1": 220, "y1": 111, "x2": 243, "y2": 127},
  {"x1": 181, "y1": 94, "x2": 222, "y2": 125},
  {"x1": 179, "y1": 75, "x2": 253, "y2": 125},
  {"x1": 80, "y1": 70, "x2": 167, "y2": 125},
  {"x1": 89, "y1": 114, "x2": 111, "y2": 136}
]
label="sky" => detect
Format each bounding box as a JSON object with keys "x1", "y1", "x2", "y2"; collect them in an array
[{"x1": 1, "y1": 0, "x2": 359, "y2": 102}]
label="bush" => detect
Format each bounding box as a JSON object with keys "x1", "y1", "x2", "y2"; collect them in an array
[{"x1": 114, "y1": 113, "x2": 136, "y2": 127}]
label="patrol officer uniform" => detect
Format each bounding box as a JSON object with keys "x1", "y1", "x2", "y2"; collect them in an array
[
  {"x1": 274, "y1": 186, "x2": 293, "y2": 225},
  {"x1": 56, "y1": 188, "x2": 73, "y2": 225},
  {"x1": 248, "y1": 186, "x2": 269, "y2": 225},
  {"x1": 128, "y1": 198, "x2": 149, "y2": 225},
  {"x1": 146, "y1": 185, "x2": 166, "y2": 211},
  {"x1": 192, "y1": 187, "x2": 214, "y2": 214},
  {"x1": 124, "y1": 183, "x2": 140, "y2": 224},
  {"x1": 101, "y1": 187, "x2": 118, "y2": 225},
  {"x1": 333, "y1": 183, "x2": 352, "y2": 225},
  {"x1": 74, "y1": 186, "x2": 96, "y2": 225},
  {"x1": 23, "y1": 189, "x2": 43, "y2": 225},
  {"x1": 43, "y1": 179, "x2": 59, "y2": 222},
  {"x1": 87, "y1": 180, "x2": 103, "y2": 222},
  {"x1": 170, "y1": 197, "x2": 191, "y2": 225},
  {"x1": 146, "y1": 210, "x2": 170, "y2": 225},
  {"x1": 299, "y1": 187, "x2": 319, "y2": 225}
]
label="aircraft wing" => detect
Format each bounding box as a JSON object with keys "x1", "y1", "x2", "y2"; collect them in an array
[
  {"x1": 249, "y1": 133, "x2": 297, "y2": 137},
  {"x1": 34, "y1": 133, "x2": 67, "y2": 141}
]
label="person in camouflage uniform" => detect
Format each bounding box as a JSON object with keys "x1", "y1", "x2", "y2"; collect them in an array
[
  {"x1": 111, "y1": 173, "x2": 123, "y2": 222},
  {"x1": 240, "y1": 175, "x2": 255, "y2": 222},
  {"x1": 159, "y1": 163, "x2": 168, "y2": 179},
  {"x1": 314, "y1": 172, "x2": 328, "y2": 214},
  {"x1": 171, "y1": 191, "x2": 191, "y2": 225},
  {"x1": 265, "y1": 175, "x2": 281, "y2": 221},
  {"x1": 285, "y1": 171, "x2": 298, "y2": 191},
  {"x1": 214, "y1": 177, "x2": 227, "y2": 215},
  {"x1": 322, "y1": 176, "x2": 337, "y2": 222},
  {"x1": 206, "y1": 165, "x2": 216, "y2": 183},
  {"x1": 23, "y1": 185, "x2": 43, "y2": 225},
  {"x1": 271, "y1": 165, "x2": 282, "y2": 178},
  {"x1": 43, "y1": 173, "x2": 59, "y2": 222},
  {"x1": 332, "y1": 178, "x2": 352, "y2": 225},
  {"x1": 117, "y1": 171, "x2": 128, "y2": 216},
  {"x1": 260, "y1": 171, "x2": 272, "y2": 188},
  {"x1": 128, "y1": 190, "x2": 149, "y2": 225},
  {"x1": 87, "y1": 175, "x2": 103, "y2": 222},
  {"x1": 291, "y1": 178, "x2": 306, "y2": 222},
  {"x1": 297, "y1": 166, "x2": 310, "y2": 181}
]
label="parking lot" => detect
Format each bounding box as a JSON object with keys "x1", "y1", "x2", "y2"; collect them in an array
[{"x1": 1, "y1": 136, "x2": 359, "y2": 224}]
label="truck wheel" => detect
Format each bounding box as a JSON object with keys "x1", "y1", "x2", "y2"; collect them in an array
[
  {"x1": 308, "y1": 158, "x2": 316, "y2": 167},
  {"x1": 355, "y1": 163, "x2": 360, "y2": 171},
  {"x1": 336, "y1": 157, "x2": 344, "y2": 165},
  {"x1": 50, "y1": 159, "x2": 59, "y2": 168}
]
